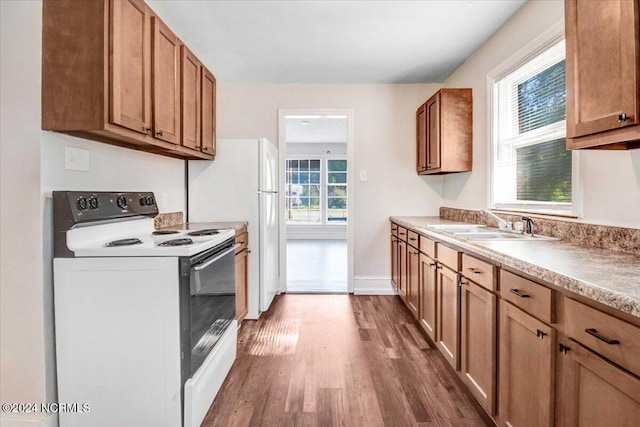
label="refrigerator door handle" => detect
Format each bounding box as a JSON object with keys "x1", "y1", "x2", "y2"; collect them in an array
[{"x1": 258, "y1": 190, "x2": 278, "y2": 194}]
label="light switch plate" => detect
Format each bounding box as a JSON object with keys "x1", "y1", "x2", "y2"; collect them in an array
[
  {"x1": 65, "y1": 146, "x2": 90, "y2": 171},
  {"x1": 359, "y1": 170, "x2": 367, "y2": 181}
]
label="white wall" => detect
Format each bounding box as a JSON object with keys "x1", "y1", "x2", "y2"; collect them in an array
[
  {"x1": 1, "y1": 1, "x2": 48, "y2": 419},
  {"x1": 218, "y1": 84, "x2": 444, "y2": 279},
  {"x1": 442, "y1": 0, "x2": 640, "y2": 228},
  {"x1": 1, "y1": 2, "x2": 186, "y2": 425}
]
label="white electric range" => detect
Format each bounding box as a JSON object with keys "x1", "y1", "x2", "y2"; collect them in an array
[{"x1": 53, "y1": 191, "x2": 237, "y2": 427}]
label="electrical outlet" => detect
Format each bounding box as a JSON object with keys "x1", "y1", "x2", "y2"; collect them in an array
[
  {"x1": 359, "y1": 170, "x2": 368, "y2": 181},
  {"x1": 65, "y1": 146, "x2": 90, "y2": 171}
]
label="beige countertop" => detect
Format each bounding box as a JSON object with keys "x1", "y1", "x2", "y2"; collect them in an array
[{"x1": 391, "y1": 216, "x2": 640, "y2": 319}]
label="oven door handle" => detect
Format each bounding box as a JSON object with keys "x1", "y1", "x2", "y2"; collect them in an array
[{"x1": 193, "y1": 244, "x2": 241, "y2": 272}]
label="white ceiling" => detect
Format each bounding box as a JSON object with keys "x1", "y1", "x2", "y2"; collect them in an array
[
  {"x1": 147, "y1": 0, "x2": 528, "y2": 84},
  {"x1": 286, "y1": 116, "x2": 348, "y2": 143}
]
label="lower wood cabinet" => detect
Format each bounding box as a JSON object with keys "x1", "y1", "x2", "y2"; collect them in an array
[
  {"x1": 499, "y1": 301, "x2": 555, "y2": 427},
  {"x1": 390, "y1": 234, "x2": 399, "y2": 291},
  {"x1": 461, "y1": 279, "x2": 496, "y2": 414},
  {"x1": 406, "y1": 245, "x2": 420, "y2": 319},
  {"x1": 556, "y1": 336, "x2": 640, "y2": 427},
  {"x1": 235, "y1": 230, "x2": 249, "y2": 323},
  {"x1": 436, "y1": 264, "x2": 460, "y2": 370},
  {"x1": 419, "y1": 253, "x2": 437, "y2": 341},
  {"x1": 398, "y1": 240, "x2": 407, "y2": 302}
]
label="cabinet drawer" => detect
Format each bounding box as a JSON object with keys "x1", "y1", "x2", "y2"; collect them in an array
[
  {"x1": 397, "y1": 226, "x2": 408, "y2": 241},
  {"x1": 564, "y1": 298, "x2": 640, "y2": 378},
  {"x1": 235, "y1": 230, "x2": 248, "y2": 254},
  {"x1": 407, "y1": 230, "x2": 419, "y2": 248},
  {"x1": 500, "y1": 270, "x2": 554, "y2": 323},
  {"x1": 419, "y1": 236, "x2": 436, "y2": 259},
  {"x1": 391, "y1": 222, "x2": 398, "y2": 237},
  {"x1": 437, "y1": 243, "x2": 460, "y2": 271},
  {"x1": 462, "y1": 253, "x2": 497, "y2": 292}
]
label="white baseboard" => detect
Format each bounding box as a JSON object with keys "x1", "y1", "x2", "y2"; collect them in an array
[
  {"x1": 0, "y1": 413, "x2": 57, "y2": 427},
  {"x1": 352, "y1": 276, "x2": 396, "y2": 295}
]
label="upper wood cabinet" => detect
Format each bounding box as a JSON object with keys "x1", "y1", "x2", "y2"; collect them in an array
[
  {"x1": 416, "y1": 88, "x2": 472, "y2": 175},
  {"x1": 110, "y1": 0, "x2": 152, "y2": 135},
  {"x1": 181, "y1": 46, "x2": 201, "y2": 150},
  {"x1": 201, "y1": 68, "x2": 217, "y2": 155},
  {"x1": 42, "y1": 0, "x2": 215, "y2": 160},
  {"x1": 565, "y1": 0, "x2": 640, "y2": 149},
  {"x1": 153, "y1": 16, "x2": 181, "y2": 144},
  {"x1": 416, "y1": 104, "x2": 427, "y2": 172}
]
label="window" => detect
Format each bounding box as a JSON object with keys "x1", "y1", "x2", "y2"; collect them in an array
[
  {"x1": 327, "y1": 160, "x2": 347, "y2": 222},
  {"x1": 285, "y1": 158, "x2": 348, "y2": 224},
  {"x1": 491, "y1": 37, "x2": 577, "y2": 214}
]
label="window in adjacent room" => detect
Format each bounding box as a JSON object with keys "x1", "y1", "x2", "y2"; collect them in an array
[
  {"x1": 490, "y1": 34, "x2": 578, "y2": 215},
  {"x1": 285, "y1": 158, "x2": 348, "y2": 224}
]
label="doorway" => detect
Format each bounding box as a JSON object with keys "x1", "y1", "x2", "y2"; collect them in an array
[{"x1": 278, "y1": 110, "x2": 353, "y2": 293}]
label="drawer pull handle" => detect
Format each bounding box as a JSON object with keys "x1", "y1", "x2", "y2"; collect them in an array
[
  {"x1": 509, "y1": 289, "x2": 530, "y2": 298},
  {"x1": 429, "y1": 263, "x2": 436, "y2": 267},
  {"x1": 399, "y1": 232, "x2": 406, "y2": 235},
  {"x1": 467, "y1": 267, "x2": 482, "y2": 274},
  {"x1": 409, "y1": 237, "x2": 417, "y2": 241},
  {"x1": 536, "y1": 329, "x2": 547, "y2": 339},
  {"x1": 585, "y1": 328, "x2": 620, "y2": 345}
]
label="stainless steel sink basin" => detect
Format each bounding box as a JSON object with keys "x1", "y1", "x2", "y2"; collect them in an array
[{"x1": 428, "y1": 224, "x2": 558, "y2": 241}]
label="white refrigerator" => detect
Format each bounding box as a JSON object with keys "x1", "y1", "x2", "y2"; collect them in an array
[{"x1": 188, "y1": 138, "x2": 279, "y2": 319}]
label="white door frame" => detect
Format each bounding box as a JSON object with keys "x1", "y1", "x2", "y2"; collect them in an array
[{"x1": 278, "y1": 109, "x2": 355, "y2": 293}]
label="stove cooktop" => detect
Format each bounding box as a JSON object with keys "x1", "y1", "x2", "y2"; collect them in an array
[{"x1": 66, "y1": 219, "x2": 236, "y2": 257}]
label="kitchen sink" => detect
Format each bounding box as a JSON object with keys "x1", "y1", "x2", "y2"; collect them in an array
[{"x1": 428, "y1": 224, "x2": 558, "y2": 241}]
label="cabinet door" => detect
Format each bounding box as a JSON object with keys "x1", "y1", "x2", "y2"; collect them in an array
[
  {"x1": 565, "y1": 0, "x2": 639, "y2": 138},
  {"x1": 436, "y1": 265, "x2": 459, "y2": 370},
  {"x1": 556, "y1": 338, "x2": 640, "y2": 427},
  {"x1": 109, "y1": 0, "x2": 151, "y2": 134},
  {"x1": 235, "y1": 249, "x2": 248, "y2": 323},
  {"x1": 201, "y1": 68, "x2": 217, "y2": 155},
  {"x1": 499, "y1": 301, "x2": 555, "y2": 427},
  {"x1": 398, "y1": 240, "x2": 407, "y2": 301},
  {"x1": 419, "y1": 253, "x2": 437, "y2": 341},
  {"x1": 406, "y1": 246, "x2": 420, "y2": 319},
  {"x1": 390, "y1": 235, "x2": 398, "y2": 290},
  {"x1": 461, "y1": 280, "x2": 496, "y2": 414},
  {"x1": 416, "y1": 104, "x2": 427, "y2": 172},
  {"x1": 426, "y1": 93, "x2": 441, "y2": 170},
  {"x1": 152, "y1": 17, "x2": 180, "y2": 144},
  {"x1": 181, "y1": 46, "x2": 201, "y2": 149}
]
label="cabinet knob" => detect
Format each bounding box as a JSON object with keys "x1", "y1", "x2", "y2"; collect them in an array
[
  {"x1": 559, "y1": 343, "x2": 571, "y2": 355},
  {"x1": 145, "y1": 127, "x2": 152, "y2": 133},
  {"x1": 156, "y1": 130, "x2": 163, "y2": 136},
  {"x1": 618, "y1": 113, "x2": 630, "y2": 122}
]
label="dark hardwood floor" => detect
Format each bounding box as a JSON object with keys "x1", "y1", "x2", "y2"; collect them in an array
[{"x1": 202, "y1": 295, "x2": 492, "y2": 427}]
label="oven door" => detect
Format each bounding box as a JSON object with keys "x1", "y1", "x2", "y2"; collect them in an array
[{"x1": 184, "y1": 239, "x2": 237, "y2": 376}]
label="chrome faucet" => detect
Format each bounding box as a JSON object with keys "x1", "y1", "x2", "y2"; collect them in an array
[{"x1": 481, "y1": 209, "x2": 511, "y2": 230}]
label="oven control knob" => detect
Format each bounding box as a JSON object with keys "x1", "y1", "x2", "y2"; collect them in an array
[
  {"x1": 76, "y1": 197, "x2": 88, "y2": 211},
  {"x1": 116, "y1": 195, "x2": 128, "y2": 209},
  {"x1": 146, "y1": 196, "x2": 155, "y2": 206},
  {"x1": 89, "y1": 197, "x2": 99, "y2": 210},
  {"x1": 139, "y1": 197, "x2": 147, "y2": 206}
]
